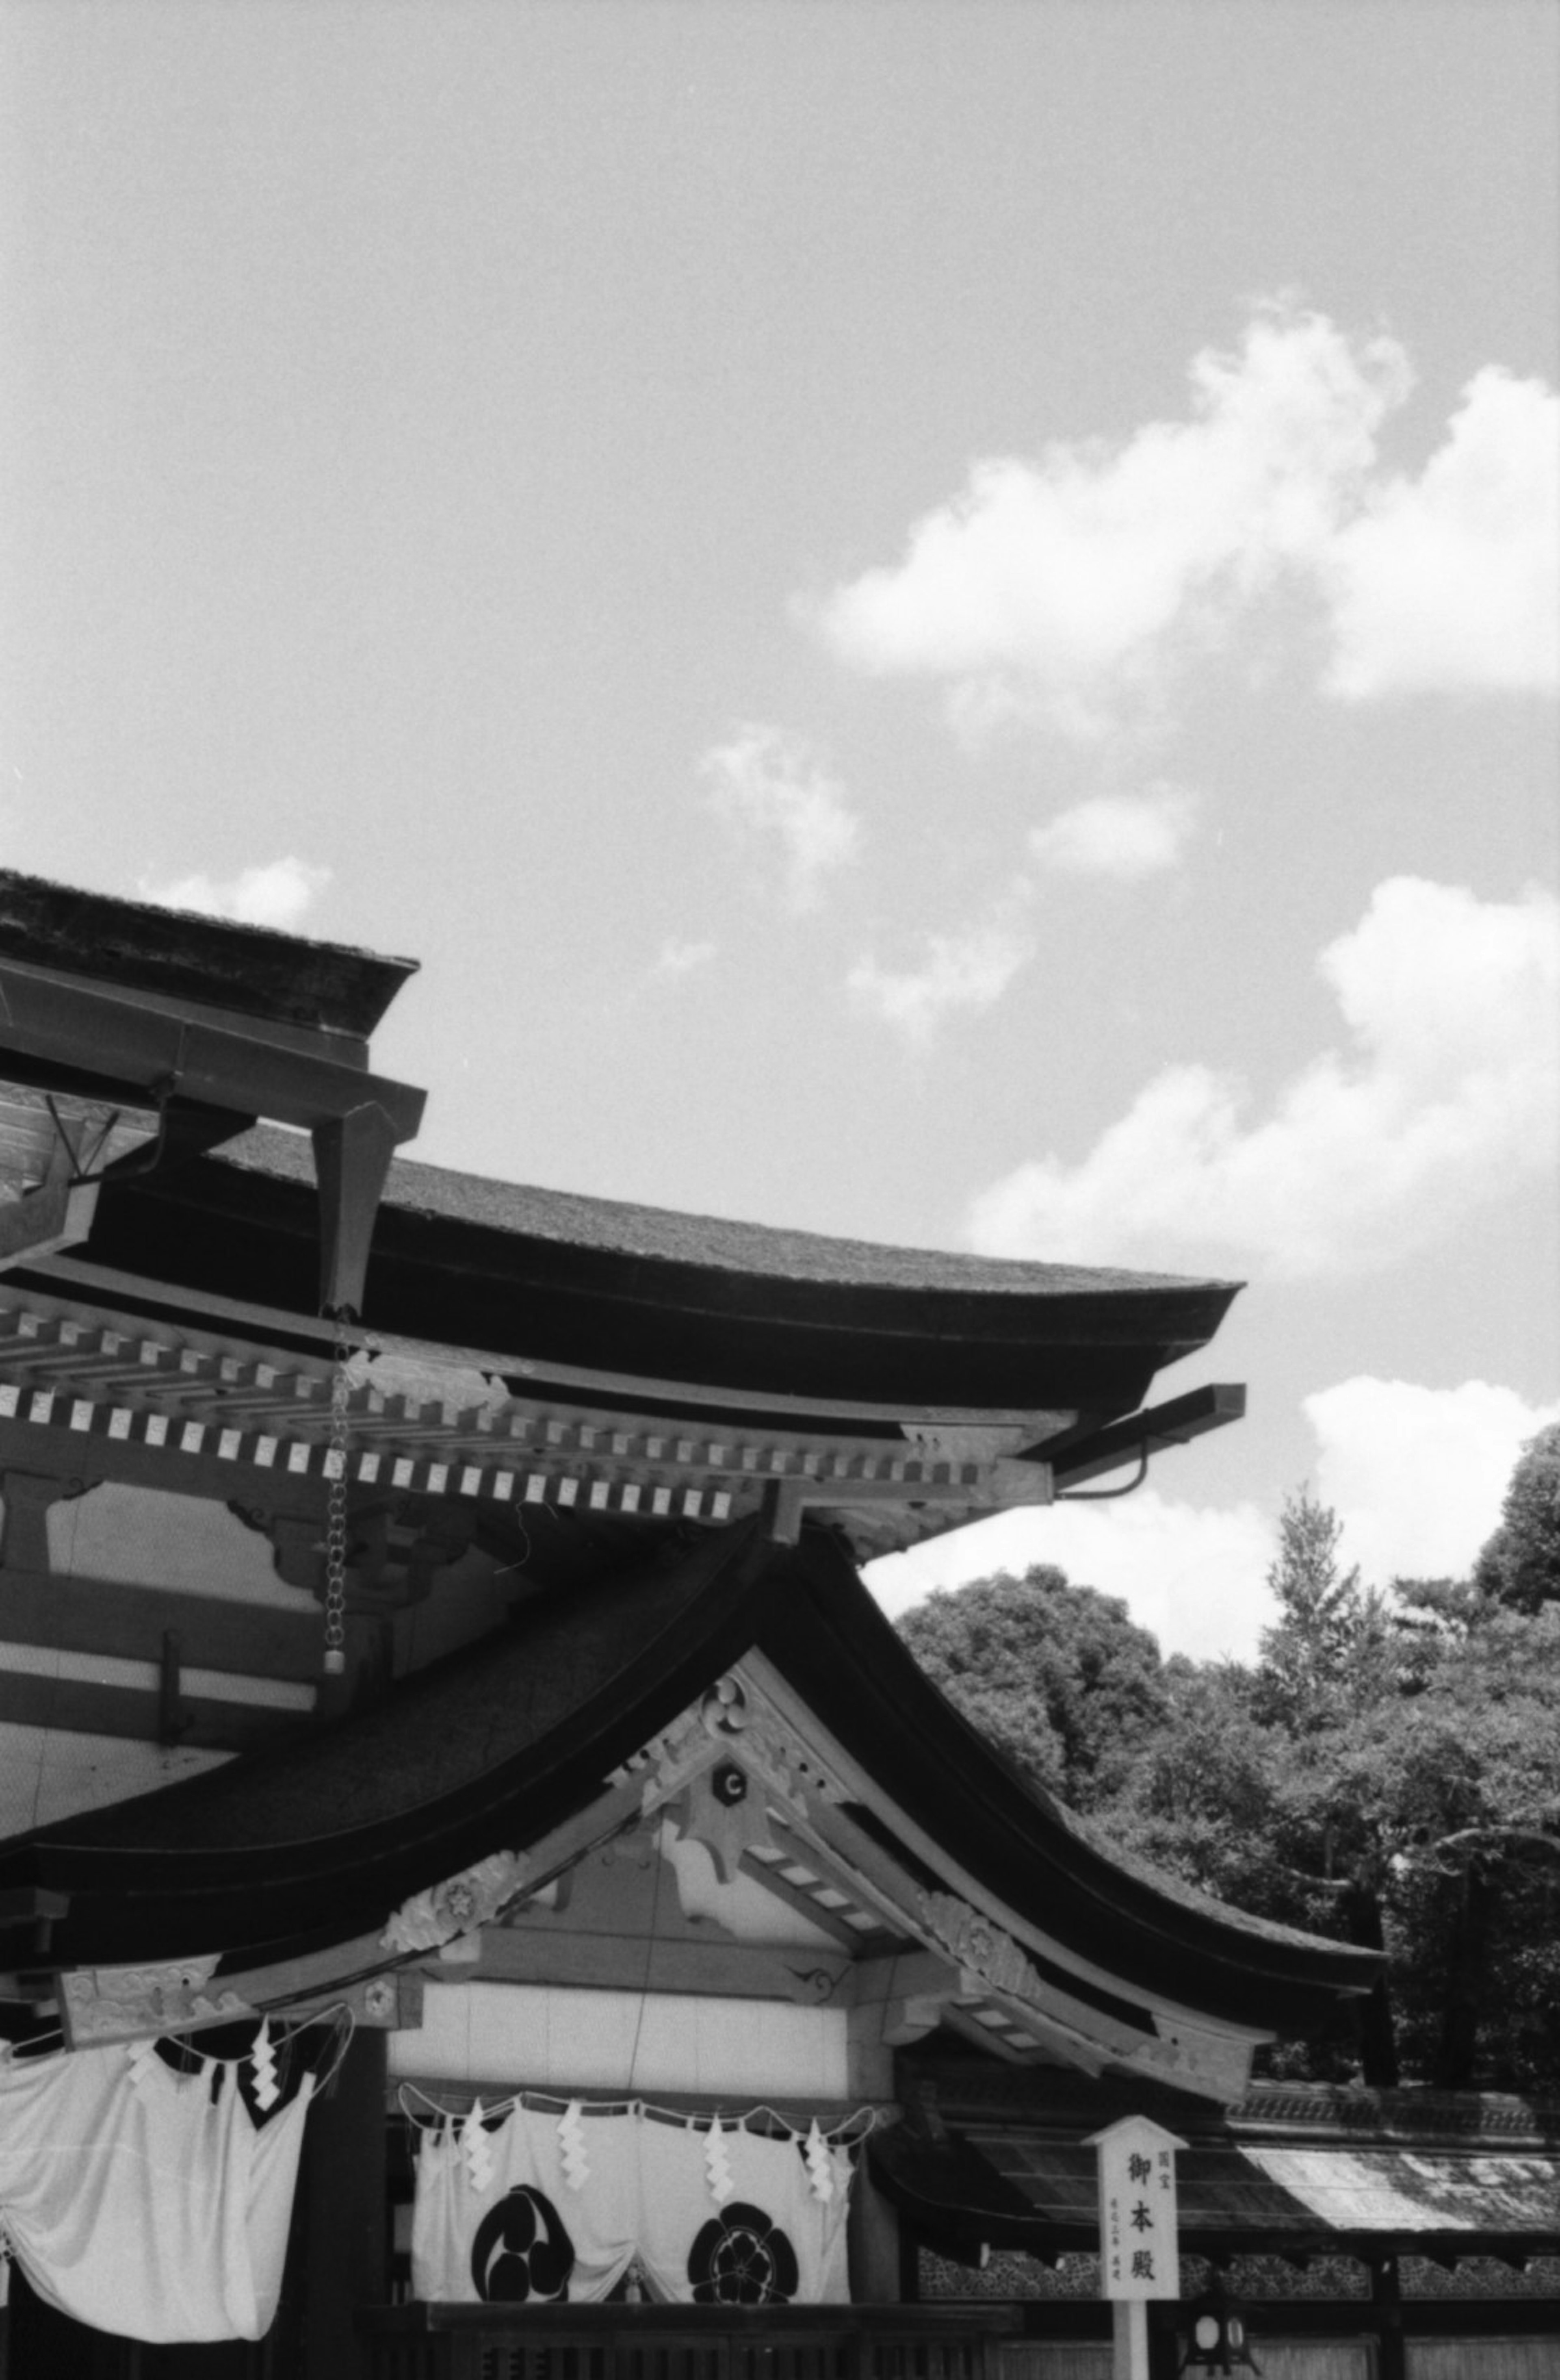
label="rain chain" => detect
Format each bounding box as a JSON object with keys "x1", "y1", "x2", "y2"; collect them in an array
[{"x1": 323, "y1": 1308, "x2": 355, "y2": 1677}]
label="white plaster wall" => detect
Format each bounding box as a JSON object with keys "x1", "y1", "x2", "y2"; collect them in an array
[
  {"x1": 47, "y1": 1483, "x2": 312, "y2": 1604},
  {"x1": 389, "y1": 1981, "x2": 850, "y2": 2099},
  {"x1": 0, "y1": 1720, "x2": 227, "y2": 1838}
]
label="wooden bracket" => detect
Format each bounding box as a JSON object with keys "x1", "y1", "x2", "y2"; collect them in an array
[
  {"x1": 158, "y1": 1628, "x2": 191, "y2": 1745},
  {"x1": 312, "y1": 1100, "x2": 403, "y2": 1318}
]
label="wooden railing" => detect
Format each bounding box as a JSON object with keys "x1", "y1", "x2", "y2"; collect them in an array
[{"x1": 360, "y1": 2303, "x2": 1019, "y2": 2380}]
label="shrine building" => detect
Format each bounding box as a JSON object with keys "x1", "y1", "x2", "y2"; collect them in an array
[{"x1": 0, "y1": 871, "x2": 1551, "y2": 2380}]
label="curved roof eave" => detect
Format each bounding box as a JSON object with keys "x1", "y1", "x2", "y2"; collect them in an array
[
  {"x1": 0, "y1": 1526, "x2": 1374, "y2": 2043},
  {"x1": 756, "y1": 1534, "x2": 1379, "y2": 2032},
  {"x1": 78, "y1": 1125, "x2": 1242, "y2": 1415}
]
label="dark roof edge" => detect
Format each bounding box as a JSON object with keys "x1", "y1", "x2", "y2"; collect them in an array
[
  {"x1": 0, "y1": 869, "x2": 417, "y2": 1040},
  {"x1": 763, "y1": 1536, "x2": 1380, "y2": 2026},
  {"x1": 212, "y1": 1124, "x2": 1244, "y2": 1308}
]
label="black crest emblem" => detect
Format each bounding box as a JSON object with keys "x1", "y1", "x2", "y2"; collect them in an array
[
  {"x1": 687, "y1": 2202, "x2": 800, "y2": 2305},
  {"x1": 470, "y1": 2185, "x2": 576, "y2": 2303}
]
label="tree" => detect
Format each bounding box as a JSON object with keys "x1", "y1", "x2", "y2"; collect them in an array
[
  {"x1": 895, "y1": 1454, "x2": 1560, "y2": 2091},
  {"x1": 894, "y1": 1566, "x2": 1170, "y2": 1812},
  {"x1": 1252, "y1": 1489, "x2": 1395, "y2": 1730},
  {"x1": 1106, "y1": 1518, "x2": 1560, "y2": 2089},
  {"x1": 1472, "y1": 1420, "x2": 1560, "y2": 1613}
]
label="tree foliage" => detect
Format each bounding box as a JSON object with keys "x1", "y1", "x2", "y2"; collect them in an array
[
  {"x1": 894, "y1": 1566, "x2": 1169, "y2": 1813},
  {"x1": 1472, "y1": 1419, "x2": 1560, "y2": 1613},
  {"x1": 894, "y1": 1469, "x2": 1560, "y2": 2092}
]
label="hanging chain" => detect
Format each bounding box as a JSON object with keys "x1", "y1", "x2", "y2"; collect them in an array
[{"x1": 323, "y1": 1307, "x2": 355, "y2": 1677}]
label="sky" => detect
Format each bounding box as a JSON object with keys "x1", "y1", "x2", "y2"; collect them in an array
[{"x1": 2, "y1": 1, "x2": 1556, "y2": 1660}]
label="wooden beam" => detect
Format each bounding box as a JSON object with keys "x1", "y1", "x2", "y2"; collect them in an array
[
  {"x1": 0, "y1": 957, "x2": 425, "y2": 1141},
  {"x1": 0, "y1": 1888, "x2": 69, "y2": 1927},
  {"x1": 735, "y1": 1851, "x2": 884, "y2": 1950},
  {"x1": 0, "y1": 1671, "x2": 307, "y2": 1755},
  {"x1": 0, "y1": 1408, "x2": 336, "y2": 1520},
  {"x1": 0, "y1": 1470, "x2": 75, "y2": 1569},
  {"x1": 1048, "y1": 1384, "x2": 1246, "y2": 1490},
  {"x1": 778, "y1": 1798, "x2": 1152, "y2": 2061},
  {"x1": 0, "y1": 1565, "x2": 322, "y2": 1678},
  {"x1": 845, "y1": 1949, "x2": 961, "y2": 2011},
  {"x1": 33, "y1": 1256, "x2": 1084, "y2": 1431},
  {"x1": 462, "y1": 1924, "x2": 854, "y2": 2005}
]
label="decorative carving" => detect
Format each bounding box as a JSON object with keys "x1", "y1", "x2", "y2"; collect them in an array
[
  {"x1": 678, "y1": 1760, "x2": 777, "y2": 1882},
  {"x1": 702, "y1": 1676, "x2": 748, "y2": 1737},
  {"x1": 614, "y1": 1700, "x2": 724, "y2": 1811},
  {"x1": 728, "y1": 1678, "x2": 849, "y2": 1811},
  {"x1": 381, "y1": 1849, "x2": 531, "y2": 1955},
  {"x1": 916, "y1": 1888, "x2": 1046, "y2": 2007},
  {"x1": 786, "y1": 1965, "x2": 842, "y2": 2005},
  {"x1": 61, "y1": 1957, "x2": 253, "y2": 2047},
  {"x1": 616, "y1": 1670, "x2": 849, "y2": 1832},
  {"x1": 229, "y1": 1493, "x2": 476, "y2": 1609}
]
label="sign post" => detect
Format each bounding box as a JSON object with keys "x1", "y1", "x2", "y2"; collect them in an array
[{"x1": 1084, "y1": 2115, "x2": 1186, "y2": 2380}]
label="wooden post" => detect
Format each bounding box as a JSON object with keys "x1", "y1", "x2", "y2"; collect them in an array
[
  {"x1": 846, "y1": 2156, "x2": 904, "y2": 2303},
  {"x1": 1086, "y1": 2115, "x2": 1185, "y2": 2380},
  {"x1": 299, "y1": 2028, "x2": 388, "y2": 2380},
  {"x1": 1372, "y1": 2254, "x2": 1406, "y2": 2380},
  {"x1": 1112, "y1": 2298, "x2": 1149, "y2": 2380}
]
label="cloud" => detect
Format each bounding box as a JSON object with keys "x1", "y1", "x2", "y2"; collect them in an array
[
  {"x1": 851, "y1": 785, "x2": 1198, "y2": 1039},
  {"x1": 848, "y1": 896, "x2": 1034, "y2": 1044},
  {"x1": 1324, "y1": 368, "x2": 1560, "y2": 699},
  {"x1": 1028, "y1": 785, "x2": 1198, "y2": 879},
  {"x1": 652, "y1": 937, "x2": 718, "y2": 979},
  {"x1": 968, "y1": 876, "x2": 1560, "y2": 1278},
  {"x1": 138, "y1": 856, "x2": 331, "y2": 931},
  {"x1": 700, "y1": 725, "x2": 861, "y2": 911},
  {"x1": 810, "y1": 307, "x2": 1556, "y2": 735},
  {"x1": 864, "y1": 1376, "x2": 1560, "y2": 1662},
  {"x1": 866, "y1": 1491, "x2": 1279, "y2": 1663},
  {"x1": 1305, "y1": 1377, "x2": 1560, "y2": 1586}
]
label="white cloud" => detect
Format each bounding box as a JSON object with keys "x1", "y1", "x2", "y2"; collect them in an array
[
  {"x1": 1305, "y1": 1377, "x2": 1560, "y2": 1586},
  {"x1": 1029, "y1": 785, "x2": 1198, "y2": 879},
  {"x1": 700, "y1": 724, "x2": 861, "y2": 911},
  {"x1": 848, "y1": 897, "x2": 1034, "y2": 1044},
  {"x1": 864, "y1": 1377, "x2": 1560, "y2": 1663},
  {"x1": 1325, "y1": 369, "x2": 1560, "y2": 699},
  {"x1": 968, "y1": 876, "x2": 1560, "y2": 1278},
  {"x1": 652, "y1": 937, "x2": 718, "y2": 979},
  {"x1": 866, "y1": 1491, "x2": 1279, "y2": 1663},
  {"x1": 138, "y1": 856, "x2": 331, "y2": 931},
  {"x1": 864, "y1": 1375, "x2": 1560, "y2": 1661},
  {"x1": 810, "y1": 308, "x2": 1556, "y2": 734}
]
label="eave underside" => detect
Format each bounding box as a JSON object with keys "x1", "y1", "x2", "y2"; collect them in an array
[{"x1": 0, "y1": 1525, "x2": 1374, "y2": 2062}]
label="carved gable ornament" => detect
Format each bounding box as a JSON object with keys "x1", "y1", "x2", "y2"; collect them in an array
[
  {"x1": 381, "y1": 1849, "x2": 533, "y2": 1957},
  {"x1": 915, "y1": 1888, "x2": 1050, "y2": 2007}
]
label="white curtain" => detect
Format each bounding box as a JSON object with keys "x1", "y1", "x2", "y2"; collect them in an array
[
  {"x1": 413, "y1": 2100, "x2": 854, "y2": 2308},
  {"x1": 0, "y1": 2039, "x2": 314, "y2": 2341}
]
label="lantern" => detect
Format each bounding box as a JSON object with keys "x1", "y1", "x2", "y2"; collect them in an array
[{"x1": 1179, "y1": 2276, "x2": 1261, "y2": 2372}]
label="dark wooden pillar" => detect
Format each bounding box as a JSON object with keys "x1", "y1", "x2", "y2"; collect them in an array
[
  {"x1": 297, "y1": 2029, "x2": 388, "y2": 2380},
  {"x1": 847, "y1": 2159, "x2": 905, "y2": 2303},
  {"x1": 1371, "y1": 2255, "x2": 1406, "y2": 2380}
]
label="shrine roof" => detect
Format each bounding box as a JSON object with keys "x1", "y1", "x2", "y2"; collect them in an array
[
  {"x1": 74, "y1": 1124, "x2": 1240, "y2": 1415},
  {"x1": 0, "y1": 868, "x2": 416, "y2": 1041},
  {"x1": 873, "y1": 2066, "x2": 1560, "y2": 2263},
  {"x1": 0, "y1": 1522, "x2": 1375, "y2": 2037},
  {"x1": 871, "y1": 2122, "x2": 1560, "y2": 2265},
  {"x1": 211, "y1": 1125, "x2": 1225, "y2": 1303}
]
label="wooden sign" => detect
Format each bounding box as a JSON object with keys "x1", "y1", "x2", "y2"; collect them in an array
[
  {"x1": 1085, "y1": 2112, "x2": 1185, "y2": 2298},
  {"x1": 1084, "y1": 2114, "x2": 1186, "y2": 2380}
]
